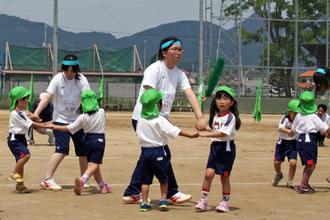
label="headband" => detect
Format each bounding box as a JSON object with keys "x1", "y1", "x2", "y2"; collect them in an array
[
  {"x1": 62, "y1": 60, "x2": 79, "y2": 66},
  {"x1": 316, "y1": 68, "x2": 326, "y2": 74},
  {"x1": 160, "y1": 40, "x2": 182, "y2": 50}
]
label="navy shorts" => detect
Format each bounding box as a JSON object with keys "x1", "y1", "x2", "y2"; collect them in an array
[
  {"x1": 7, "y1": 133, "x2": 30, "y2": 162},
  {"x1": 274, "y1": 139, "x2": 297, "y2": 161},
  {"x1": 297, "y1": 133, "x2": 318, "y2": 166},
  {"x1": 206, "y1": 141, "x2": 236, "y2": 176},
  {"x1": 138, "y1": 146, "x2": 170, "y2": 185},
  {"x1": 53, "y1": 122, "x2": 87, "y2": 156},
  {"x1": 84, "y1": 133, "x2": 105, "y2": 164}
]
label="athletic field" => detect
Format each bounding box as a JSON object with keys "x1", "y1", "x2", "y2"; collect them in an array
[{"x1": 0, "y1": 111, "x2": 329, "y2": 219}]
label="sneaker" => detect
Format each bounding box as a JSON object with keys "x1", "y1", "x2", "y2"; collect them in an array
[
  {"x1": 40, "y1": 178, "x2": 62, "y2": 191},
  {"x1": 140, "y1": 203, "x2": 151, "y2": 212},
  {"x1": 74, "y1": 177, "x2": 84, "y2": 195},
  {"x1": 305, "y1": 184, "x2": 316, "y2": 193},
  {"x1": 286, "y1": 180, "x2": 295, "y2": 188},
  {"x1": 83, "y1": 181, "x2": 91, "y2": 189},
  {"x1": 27, "y1": 139, "x2": 34, "y2": 145},
  {"x1": 159, "y1": 199, "x2": 169, "y2": 211},
  {"x1": 295, "y1": 185, "x2": 313, "y2": 194},
  {"x1": 8, "y1": 172, "x2": 24, "y2": 183},
  {"x1": 100, "y1": 184, "x2": 112, "y2": 194},
  {"x1": 195, "y1": 198, "x2": 208, "y2": 211},
  {"x1": 16, "y1": 183, "x2": 31, "y2": 193},
  {"x1": 122, "y1": 194, "x2": 142, "y2": 204},
  {"x1": 272, "y1": 172, "x2": 283, "y2": 186},
  {"x1": 326, "y1": 176, "x2": 330, "y2": 184},
  {"x1": 168, "y1": 191, "x2": 192, "y2": 205},
  {"x1": 216, "y1": 199, "x2": 230, "y2": 212}
]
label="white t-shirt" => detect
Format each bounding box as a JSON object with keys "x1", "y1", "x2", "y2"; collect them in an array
[
  {"x1": 8, "y1": 109, "x2": 33, "y2": 135},
  {"x1": 67, "y1": 109, "x2": 106, "y2": 134},
  {"x1": 292, "y1": 113, "x2": 329, "y2": 134},
  {"x1": 47, "y1": 72, "x2": 90, "y2": 124},
  {"x1": 278, "y1": 116, "x2": 299, "y2": 140},
  {"x1": 136, "y1": 115, "x2": 181, "y2": 147},
  {"x1": 132, "y1": 60, "x2": 191, "y2": 120},
  {"x1": 210, "y1": 112, "x2": 236, "y2": 142}
]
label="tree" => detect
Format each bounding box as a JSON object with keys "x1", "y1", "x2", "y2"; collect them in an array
[{"x1": 224, "y1": 0, "x2": 327, "y2": 97}]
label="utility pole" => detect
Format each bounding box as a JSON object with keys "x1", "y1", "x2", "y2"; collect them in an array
[
  {"x1": 199, "y1": 0, "x2": 204, "y2": 81},
  {"x1": 143, "y1": 38, "x2": 147, "y2": 70},
  {"x1": 294, "y1": 0, "x2": 298, "y2": 98},
  {"x1": 53, "y1": 0, "x2": 58, "y2": 76},
  {"x1": 43, "y1": 23, "x2": 47, "y2": 47}
]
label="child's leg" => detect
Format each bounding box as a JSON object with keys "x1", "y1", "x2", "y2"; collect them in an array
[
  {"x1": 45, "y1": 153, "x2": 65, "y2": 179},
  {"x1": 79, "y1": 156, "x2": 88, "y2": 177},
  {"x1": 288, "y1": 159, "x2": 297, "y2": 180},
  {"x1": 221, "y1": 175, "x2": 230, "y2": 201},
  {"x1": 160, "y1": 182, "x2": 168, "y2": 200},
  {"x1": 201, "y1": 168, "x2": 216, "y2": 191},
  {"x1": 274, "y1": 160, "x2": 282, "y2": 174},
  {"x1": 15, "y1": 154, "x2": 31, "y2": 177},
  {"x1": 141, "y1": 184, "x2": 150, "y2": 204},
  {"x1": 300, "y1": 164, "x2": 316, "y2": 187}
]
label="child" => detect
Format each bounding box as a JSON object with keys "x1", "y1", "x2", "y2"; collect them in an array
[
  {"x1": 136, "y1": 89, "x2": 198, "y2": 212},
  {"x1": 52, "y1": 89, "x2": 112, "y2": 195},
  {"x1": 7, "y1": 86, "x2": 53, "y2": 193},
  {"x1": 315, "y1": 104, "x2": 329, "y2": 146},
  {"x1": 292, "y1": 91, "x2": 329, "y2": 193},
  {"x1": 272, "y1": 99, "x2": 299, "y2": 188},
  {"x1": 195, "y1": 86, "x2": 241, "y2": 212}
]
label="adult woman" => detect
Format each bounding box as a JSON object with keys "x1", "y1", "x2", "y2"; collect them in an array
[
  {"x1": 33, "y1": 55, "x2": 90, "y2": 191},
  {"x1": 123, "y1": 37, "x2": 206, "y2": 204}
]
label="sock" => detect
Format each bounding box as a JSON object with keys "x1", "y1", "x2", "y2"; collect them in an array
[
  {"x1": 222, "y1": 192, "x2": 230, "y2": 201},
  {"x1": 201, "y1": 188, "x2": 209, "y2": 200},
  {"x1": 300, "y1": 167, "x2": 313, "y2": 187},
  {"x1": 98, "y1": 181, "x2": 105, "y2": 188},
  {"x1": 82, "y1": 174, "x2": 90, "y2": 183}
]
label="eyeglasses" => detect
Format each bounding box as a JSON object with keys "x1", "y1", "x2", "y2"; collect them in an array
[{"x1": 168, "y1": 47, "x2": 184, "y2": 53}]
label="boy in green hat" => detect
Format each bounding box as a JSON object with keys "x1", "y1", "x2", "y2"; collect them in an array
[
  {"x1": 7, "y1": 86, "x2": 53, "y2": 193},
  {"x1": 272, "y1": 99, "x2": 299, "y2": 188},
  {"x1": 53, "y1": 89, "x2": 112, "y2": 195},
  {"x1": 136, "y1": 89, "x2": 199, "y2": 211},
  {"x1": 292, "y1": 91, "x2": 329, "y2": 193}
]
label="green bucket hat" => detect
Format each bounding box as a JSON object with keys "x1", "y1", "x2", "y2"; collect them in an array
[
  {"x1": 216, "y1": 86, "x2": 236, "y2": 98},
  {"x1": 285, "y1": 99, "x2": 300, "y2": 115},
  {"x1": 81, "y1": 89, "x2": 99, "y2": 113},
  {"x1": 9, "y1": 86, "x2": 31, "y2": 111},
  {"x1": 298, "y1": 91, "x2": 317, "y2": 115},
  {"x1": 140, "y1": 89, "x2": 164, "y2": 119}
]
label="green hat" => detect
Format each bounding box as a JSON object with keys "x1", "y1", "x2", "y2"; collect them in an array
[
  {"x1": 216, "y1": 86, "x2": 236, "y2": 98},
  {"x1": 81, "y1": 89, "x2": 99, "y2": 113},
  {"x1": 140, "y1": 89, "x2": 164, "y2": 119},
  {"x1": 9, "y1": 86, "x2": 30, "y2": 111},
  {"x1": 298, "y1": 91, "x2": 317, "y2": 115},
  {"x1": 285, "y1": 99, "x2": 300, "y2": 115}
]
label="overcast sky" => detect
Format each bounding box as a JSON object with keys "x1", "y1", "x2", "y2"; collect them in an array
[{"x1": 0, "y1": 0, "x2": 226, "y2": 38}]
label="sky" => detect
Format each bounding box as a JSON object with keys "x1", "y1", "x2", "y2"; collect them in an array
[{"x1": 0, "y1": 0, "x2": 225, "y2": 38}]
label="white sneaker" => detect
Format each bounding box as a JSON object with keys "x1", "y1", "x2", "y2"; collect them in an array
[
  {"x1": 83, "y1": 181, "x2": 91, "y2": 189},
  {"x1": 40, "y1": 178, "x2": 62, "y2": 191},
  {"x1": 168, "y1": 191, "x2": 192, "y2": 205},
  {"x1": 122, "y1": 194, "x2": 142, "y2": 203}
]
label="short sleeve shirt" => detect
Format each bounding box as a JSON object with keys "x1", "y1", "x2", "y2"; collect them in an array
[
  {"x1": 210, "y1": 112, "x2": 236, "y2": 142},
  {"x1": 67, "y1": 109, "x2": 106, "y2": 134},
  {"x1": 278, "y1": 115, "x2": 299, "y2": 140},
  {"x1": 132, "y1": 60, "x2": 191, "y2": 120},
  {"x1": 47, "y1": 72, "x2": 90, "y2": 124},
  {"x1": 292, "y1": 113, "x2": 329, "y2": 134},
  {"x1": 8, "y1": 109, "x2": 33, "y2": 134}
]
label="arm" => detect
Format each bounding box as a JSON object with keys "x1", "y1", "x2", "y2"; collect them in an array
[
  {"x1": 199, "y1": 131, "x2": 226, "y2": 138},
  {"x1": 31, "y1": 122, "x2": 53, "y2": 130},
  {"x1": 33, "y1": 92, "x2": 52, "y2": 121},
  {"x1": 53, "y1": 124, "x2": 70, "y2": 132},
  {"x1": 184, "y1": 88, "x2": 206, "y2": 131},
  {"x1": 179, "y1": 130, "x2": 199, "y2": 138},
  {"x1": 279, "y1": 127, "x2": 294, "y2": 137}
]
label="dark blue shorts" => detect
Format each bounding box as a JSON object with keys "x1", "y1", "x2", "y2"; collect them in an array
[
  {"x1": 297, "y1": 133, "x2": 318, "y2": 166},
  {"x1": 53, "y1": 122, "x2": 86, "y2": 156},
  {"x1": 274, "y1": 139, "x2": 297, "y2": 161},
  {"x1": 7, "y1": 133, "x2": 30, "y2": 162},
  {"x1": 138, "y1": 146, "x2": 170, "y2": 185},
  {"x1": 206, "y1": 141, "x2": 236, "y2": 176},
  {"x1": 84, "y1": 133, "x2": 105, "y2": 164}
]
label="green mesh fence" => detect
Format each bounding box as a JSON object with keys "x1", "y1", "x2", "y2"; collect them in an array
[{"x1": 8, "y1": 44, "x2": 134, "y2": 72}]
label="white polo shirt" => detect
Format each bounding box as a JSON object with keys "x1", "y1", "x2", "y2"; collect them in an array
[
  {"x1": 8, "y1": 109, "x2": 33, "y2": 135},
  {"x1": 132, "y1": 60, "x2": 191, "y2": 120},
  {"x1": 292, "y1": 113, "x2": 329, "y2": 134},
  {"x1": 67, "y1": 109, "x2": 106, "y2": 134},
  {"x1": 210, "y1": 112, "x2": 236, "y2": 142},
  {"x1": 136, "y1": 115, "x2": 181, "y2": 147},
  {"x1": 47, "y1": 72, "x2": 90, "y2": 124},
  {"x1": 278, "y1": 116, "x2": 299, "y2": 140}
]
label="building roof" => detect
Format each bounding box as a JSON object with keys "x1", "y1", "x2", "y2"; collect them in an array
[
  {"x1": 297, "y1": 82, "x2": 314, "y2": 88},
  {"x1": 299, "y1": 69, "x2": 316, "y2": 77}
]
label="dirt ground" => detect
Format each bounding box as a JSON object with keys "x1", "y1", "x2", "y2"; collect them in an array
[{"x1": 0, "y1": 111, "x2": 330, "y2": 220}]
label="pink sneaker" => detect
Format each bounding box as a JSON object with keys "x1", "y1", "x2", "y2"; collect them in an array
[
  {"x1": 195, "y1": 198, "x2": 208, "y2": 211},
  {"x1": 100, "y1": 184, "x2": 112, "y2": 194},
  {"x1": 74, "y1": 177, "x2": 84, "y2": 195},
  {"x1": 216, "y1": 200, "x2": 230, "y2": 212}
]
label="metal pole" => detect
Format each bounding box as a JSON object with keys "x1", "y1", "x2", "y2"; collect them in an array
[
  {"x1": 294, "y1": 0, "x2": 298, "y2": 98},
  {"x1": 326, "y1": 0, "x2": 329, "y2": 67},
  {"x1": 267, "y1": 0, "x2": 271, "y2": 98},
  {"x1": 238, "y1": 0, "x2": 243, "y2": 96},
  {"x1": 143, "y1": 38, "x2": 147, "y2": 70},
  {"x1": 199, "y1": 0, "x2": 204, "y2": 81},
  {"x1": 53, "y1": 0, "x2": 58, "y2": 76}
]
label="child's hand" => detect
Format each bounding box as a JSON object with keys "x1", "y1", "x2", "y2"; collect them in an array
[
  {"x1": 190, "y1": 132, "x2": 199, "y2": 138},
  {"x1": 288, "y1": 130, "x2": 294, "y2": 137}
]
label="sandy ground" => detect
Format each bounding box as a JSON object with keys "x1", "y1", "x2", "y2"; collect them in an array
[{"x1": 0, "y1": 111, "x2": 330, "y2": 220}]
